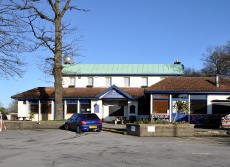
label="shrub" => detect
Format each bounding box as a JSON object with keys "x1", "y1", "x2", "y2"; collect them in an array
[{"x1": 135, "y1": 119, "x2": 188, "y2": 125}]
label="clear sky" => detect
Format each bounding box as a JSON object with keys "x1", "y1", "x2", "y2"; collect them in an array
[{"x1": 1, "y1": 0, "x2": 230, "y2": 107}]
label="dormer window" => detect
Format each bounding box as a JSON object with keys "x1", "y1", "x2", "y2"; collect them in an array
[
  {"x1": 124, "y1": 77, "x2": 130, "y2": 87},
  {"x1": 87, "y1": 77, "x2": 93, "y2": 87},
  {"x1": 69, "y1": 77, "x2": 75, "y2": 86},
  {"x1": 142, "y1": 77, "x2": 148, "y2": 87},
  {"x1": 106, "y1": 77, "x2": 111, "y2": 87}
]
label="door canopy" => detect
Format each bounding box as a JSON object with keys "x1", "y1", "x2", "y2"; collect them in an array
[{"x1": 96, "y1": 85, "x2": 133, "y2": 99}]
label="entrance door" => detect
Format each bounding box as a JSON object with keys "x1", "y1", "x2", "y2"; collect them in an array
[
  {"x1": 128, "y1": 104, "x2": 137, "y2": 122},
  {"x1": 102, "y1": 100, "x2": 128, "y2": 122},
  {"x1": 109, "y1": 106, "x2": 124, "y2": 117}
]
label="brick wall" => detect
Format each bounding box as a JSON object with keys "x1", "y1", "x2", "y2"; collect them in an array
[
  {"x1": 126, "y1": 124, "x2": 195, "y2": 137},
  {"x1": 2, "y1": 121, "x2": 65, "y2": 130}
]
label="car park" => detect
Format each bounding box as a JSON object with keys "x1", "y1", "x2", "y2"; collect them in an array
[{"x1": 65, "y1": 113, "x2": 102, "y2": 133}]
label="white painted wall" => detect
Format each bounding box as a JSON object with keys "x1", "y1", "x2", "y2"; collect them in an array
[
  {"x1": 63, "y1": 76, "x2": 165, "y2": 88},
  {"x1": 103, "y1": 105, "x2": 111, "y2": 122},
  {"x1": 111, "y1": 77, "x2": 125, "y2": 87},
  {"x1": 33, "y1": 114, "x2": 39, "y2": 121},
  {"x1": 130, "y1": 77, "x2": 142, "y2": 87},
  {"x1": 148, "y1": 77, "x2": 164, "y2": 86},
  {"x1": 62, "y1": 77, "x2": 71, "y2": 88},
  {"x1": 18, "y1": 101, "x2": 29, "y2": 118},
  {"x1": 207, "y1": 95, "x2": 230, "y2": 114}
]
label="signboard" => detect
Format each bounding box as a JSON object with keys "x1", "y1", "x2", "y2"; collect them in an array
[
  {"x1": 131, "y1": 126, "x2": 136, "y2": 132},
  {"x1": 148, "y1": 126, "x2": 155, "y2": 132},
  {"x1": 151, "y1": 114, "x2": 169, "y2": 119},
  {"x1": 94, "y1": 104, "x2": 99, "y2": 113}
]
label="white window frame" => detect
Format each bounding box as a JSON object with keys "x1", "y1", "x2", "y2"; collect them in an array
[
  {"x1": 106, "y1": 77, "x2": 111, "y2": 87},
  {"x1": 142, "y1": 77, "x2": 148, "y2": 87},
  {"x1": 69, "y1": 77, "x2": 75, "y2": 86},
  {"x1": 87, "y1": 77, "x2": 93, "y2": 86},
  {"x1": 124, "y1": 77, "x2": 130, "y2": 87}
]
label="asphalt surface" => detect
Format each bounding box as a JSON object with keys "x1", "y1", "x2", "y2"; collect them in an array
[{"x1": 0, "y1": 129, "x2": 230, "y2": 167}]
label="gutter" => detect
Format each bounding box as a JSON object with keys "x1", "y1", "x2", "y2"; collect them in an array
[{"x1": 144, "y1": 90, "x2": 230, "y2": 94}]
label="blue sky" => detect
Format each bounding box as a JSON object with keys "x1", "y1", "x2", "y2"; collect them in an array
[{"x1": 1, "y1": 0, "x2": 230, "y2": 107}]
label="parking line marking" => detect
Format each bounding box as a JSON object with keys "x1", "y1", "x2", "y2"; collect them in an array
[{"x1": 192, "y1": 153, "x2": 211, "y2": 155}]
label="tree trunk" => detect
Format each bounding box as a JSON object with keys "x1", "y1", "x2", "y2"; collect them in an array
[
  {"x1": 54, "y1": 61, "x2": 63, "y2": 120},
  {"x1": 54, "y1": 6, "x2": 63, "y2": 120}
]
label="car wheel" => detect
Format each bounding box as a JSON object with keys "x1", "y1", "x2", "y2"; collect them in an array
[
  {"x1": 76, "y1": 125, "x2": 82, "y2": 133},
  {"x1": 65, "y1": 124, "x2": 69, "y2": 131}
]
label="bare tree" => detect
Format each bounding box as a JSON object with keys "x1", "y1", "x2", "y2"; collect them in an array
[
  {"x1": 183, "y1": 67, "x2": 204, "y2": 77},
  {"x1": 7, "y1": 0, "x2": 86, "y2": 120},
  {"x1": 0, "y1": 0, "x2": 26, "y2": 79},
  {"x1": 202, "y1": 45, "x2": 230, "y2": 77},
  {"x1": 7, "y1": 99, "x2": 18, "y2": 113}
]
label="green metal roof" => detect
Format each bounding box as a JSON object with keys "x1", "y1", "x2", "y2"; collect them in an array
[{"x1": 62, "y1": 64, "x2": 184, "y2": 76}]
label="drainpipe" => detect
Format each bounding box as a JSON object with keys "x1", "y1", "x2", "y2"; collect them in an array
[{"x1": 215, "y1": 74, "x2": 220, "y2": 88}]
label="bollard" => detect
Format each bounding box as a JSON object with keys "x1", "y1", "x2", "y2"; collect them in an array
[{"x1": 0, "y1": 112, "x2": 2, "y2": 132}]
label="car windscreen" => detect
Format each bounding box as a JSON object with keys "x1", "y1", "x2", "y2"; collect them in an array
[{"x1": 82, "y1": 114, "x2": 99, "y2": 120}]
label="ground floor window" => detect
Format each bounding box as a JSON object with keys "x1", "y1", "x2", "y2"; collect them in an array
[
  {"x1": 81, "y1": 104, "x2": 91, "y2": 113},
  {"x1": 66, "y1": 100, "x2": 91, "y2": 113},
  {"x1": 30, "y1": 104, "x2": 39, "y2": 114},
  {"x1": 153, "y1": 99, "x2": 169, "y2": 114},
  {"x1": 66, "y1": 100, "x2": 78, "y2": 113},
  {"x1": 29, "y1": 100, "x2": 51, "y2": 121},
  {"x1": 190, "y1": 95, "x2": 207, "y2": 114},
  {"x1": 67, "y1": 104, "x2": 77, "y2": 113},
  {"x1": 41, "y1": 100, "x2": 51, "y2": 114},
  {"x1": 30, "y1": 100, "x2": 59, "y2": 114},
  {"x1": 138, "y1": 97, "x2": 149, "y2": 115},
  {"x1": 190, "y1": 100, "x2": 207, "y2": 114},
  {"x1": 30, "y1": 101, "x2": 51, "y2": 112},
  {"x1": 30, "y1": 100, "x2": 39, "y2": 114},
  {"x1": 152, "y1": 94, "x2": 169, "y2": 114}
]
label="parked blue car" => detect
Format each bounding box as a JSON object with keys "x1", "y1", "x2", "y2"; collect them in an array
[{"x1": 65, "y1": 113, "x2": 102, "y2": 133}]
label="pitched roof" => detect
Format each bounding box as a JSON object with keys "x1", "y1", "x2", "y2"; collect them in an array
[
  {"x1": 146, "y1": 77, "x2": 230, "y2": 93},
  {"x1": 11, "y1": 87, "x2": 144, "y2": 100},
  {"x1": 62, "y1": 64, "x2": 184, "y2": 76}
]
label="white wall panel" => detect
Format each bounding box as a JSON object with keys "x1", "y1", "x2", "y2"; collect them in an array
[
  {"x1": 207, "y1": 95, "x2": 230, "y2": 114},
  {"x1": 63, "y1": 76, "x2": 165, "y2": 88},
  {"x1": 18, "y1": 101, "x2": 29, "y2": 118}
]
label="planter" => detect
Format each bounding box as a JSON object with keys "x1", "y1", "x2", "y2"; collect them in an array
[{"x1": 126, "y1": 123, "x2": 195, "y2": 137}]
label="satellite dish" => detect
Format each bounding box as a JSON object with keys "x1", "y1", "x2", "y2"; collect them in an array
[
  {"x1": 69, "y1": 59, "x2": 74, "y2": 64},
  {"x1": 63, "y1": 55, "x2": 74, "y2": 64}
]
